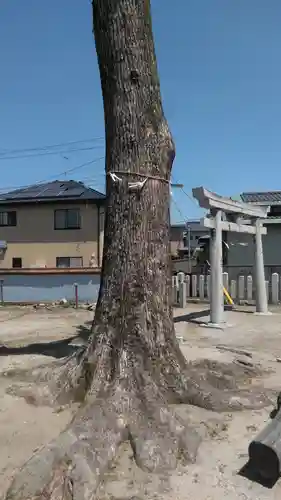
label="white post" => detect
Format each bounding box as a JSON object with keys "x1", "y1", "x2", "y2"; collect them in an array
[
  {"x1": 178, "y1": 272, "x2": 185, "y2": 284},
  {"x1": 206, "y1": 274, "x2": 210, "y2": 300},
  {"x1": 172, "y1": 275, "x2": 178, "y2": 304},
  {"x1": 254, "y1": 220, "x2": 268, "y2": 314},
  {"x1": 223, "y1": 272, "x2": 229, "y2": 291},
  {"x1": 265, "y1": 281, "x2": 269, "y2": 303},
  {"x1": 238, "y1": 276, "x2": 245, "y2": 301},
  {"x1": 179, "y1": 281, "x2": 187, "y2": 308},
  {"x1": 246, "y1": 275, "x2": 253, "y2": 302},
  {"x1": 271, "y1": 273, "x2": 279, "y2": 305},
  {"x1": 199, "y1": 275, "x2": 205, "y2": 300},
  {"x1": 185, "y1": 274, "x2": 190, "y2": 298},
  {"x1": 230, "y1": 280, "x2": 236, "y2": 301},
  {"x1": 210, "y1": 210, "x2": 224, "y2": 325},
  {"x1": 191, "y1": 275, "x2": 197, "y2": 298}
]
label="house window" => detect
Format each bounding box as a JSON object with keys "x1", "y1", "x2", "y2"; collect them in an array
[
  {"x1": 0, "y1": 211, "x2": 17, "y2": 226},
  {"x1": 54, "y1": 209, "x2": 81, "y2": 229},
  {"x1": 12, "y1": 257, "x2": 22, "y2": 268},
  {"x1": 56, "y1": 257, "x2": 83, "y2": 268}
]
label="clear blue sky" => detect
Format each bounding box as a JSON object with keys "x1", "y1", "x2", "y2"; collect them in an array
[{"x1": 1, "y1": 1, "x2": 281, "y2": 222}]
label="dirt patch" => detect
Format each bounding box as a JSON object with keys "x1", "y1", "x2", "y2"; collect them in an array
[{"x1": 1, "y1": 305, "x2": 281, "y2": 499}]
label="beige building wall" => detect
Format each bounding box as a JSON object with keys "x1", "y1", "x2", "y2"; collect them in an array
[
  {"x1": 0, "y1": 202, "x2": 104, "y2": 269},
  {"x1": 0, "y1": 242, "x2": 99, "y2": 268}
]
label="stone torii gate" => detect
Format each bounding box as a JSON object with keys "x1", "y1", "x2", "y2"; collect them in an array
[{"x1": 192, "y1": 187, "x2": 269, "y2": 327}]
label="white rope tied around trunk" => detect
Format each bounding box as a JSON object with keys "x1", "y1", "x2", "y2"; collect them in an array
[{"x1": 108, "y1": 171, "x2": 170, "y2": 192}]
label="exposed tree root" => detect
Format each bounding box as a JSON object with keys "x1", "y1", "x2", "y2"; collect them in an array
[
  {"x1": 4, "y1": 352, "x2": 85, "y2": 407},
  {"x1": 3, "y1": 338, "x2": 274, "y2": 498},
  {"x1": 4, "y1": 330, "x2": 109, "y2": 407},
  {"x1": 4, "y1": 375, "x2": 200, "y2": 500},
  {"x1": 4, "y1": 340, "x2": 274, "y2": 412},
  {"x1": 165, "y1": 355, "x2": 274, "y2": 411},
  {"x1": 4, "y1": 356, "x2": 273, "y2": 499}
]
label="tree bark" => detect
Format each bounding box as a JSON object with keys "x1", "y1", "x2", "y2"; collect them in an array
[
  {"x1": 86, "y1": 0, "x2": 178, "y2": 392},
  {"x1": 4, "y1": 1, "x2": 273, "y2": 498}
]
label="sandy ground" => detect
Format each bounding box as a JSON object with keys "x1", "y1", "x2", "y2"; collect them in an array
[{"x1": 0, "y1": 304, "x2": 281, "y2": 498}]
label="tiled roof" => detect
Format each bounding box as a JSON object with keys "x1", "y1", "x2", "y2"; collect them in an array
[
  {"x1": 0, "y1": 180, "x2": 105, "y2": 204},
  {"x1": 241, "y1": 191, "x2": 281, "y2": 203}
]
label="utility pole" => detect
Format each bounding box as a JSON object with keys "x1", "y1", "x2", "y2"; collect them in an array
[
  {"x1": 170, "y1": 182, "x2": 185, "y2": 262},
  {"x1": 184, "y1": 223, "x2": 191, "y2": 273},
  {"x1": 187, "y1": 224, "x2": 191, "y2": 272}
]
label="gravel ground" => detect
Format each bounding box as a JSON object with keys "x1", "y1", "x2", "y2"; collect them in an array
[{"x1": 0, "y1": 304, "x2": 281, "y2": 499}]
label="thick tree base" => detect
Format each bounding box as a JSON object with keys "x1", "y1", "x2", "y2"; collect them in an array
[
  {"x1": 3, "y1": 341, "x2": 274, "y2": 499},
  {"x1": 5, "y1": 376, "x2": 200, "y2": 500},
  {"x1": 4, "y1": 348, "x2": 273, "y2": 412}
]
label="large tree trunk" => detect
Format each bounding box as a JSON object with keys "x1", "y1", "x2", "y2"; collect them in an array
[
  {"x1": 86, "y1": 0, "x2": 179, "y2": 396},
  {"x1": 4, "y1": 1, "x2": 272, "y2": 498}
]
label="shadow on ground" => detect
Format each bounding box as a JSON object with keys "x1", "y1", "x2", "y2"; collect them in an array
[
  {"x1": 174, "y1": 309, "x2": 210, "y2": 324},
  {"x1": 0, "y1": 321, "x2": 92, "y2": 359},
  {"x1": 174, "y1": 305, "x2": 236, "y2": 325}
]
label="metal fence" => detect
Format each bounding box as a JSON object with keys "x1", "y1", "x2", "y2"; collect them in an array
[{"x1": 172, "y1": 272, "x2": 281, "y2": 307}]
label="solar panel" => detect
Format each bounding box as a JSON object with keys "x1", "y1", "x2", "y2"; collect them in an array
[
  {"x1": 57, "y1": 188, "x2": 85, "y2": 197},
  {"x1": 0, "y1": 180, "x2": 105, "y2": 202},
  {"x1": 89, "y1": 189, "x2": 105, "y2": 198},
  {"x1": 9, "y1": 192, "x2": 37, "y2": 199},
  {"x1": 42, "y1": 189, "x2": 64, "y2": 197},
  {"x1": 34, "y1": 186, "x2": 51, "y2": 197},
  {"x1": 9, "y1": 185, "x2": 47, "y2": 198}
]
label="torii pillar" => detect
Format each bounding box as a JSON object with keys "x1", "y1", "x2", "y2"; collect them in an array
[
  {"x1": 192, "y1": 187, "x2": 269, "y2": 327},
  {"x1": 209, "y1": 209, "x2": 224, "y2": 325},
  {"x1": 254, "y1": 219, "x2": 268, "y2": 314}
]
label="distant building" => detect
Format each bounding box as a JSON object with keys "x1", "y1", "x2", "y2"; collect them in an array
[
  {"x1": 0, "y1": 180, "x2": 105, "y2": 269},
  {"x1": 170, "y1": 220, "x2": 209, "y2": 259},
  {"x1": 170, "y1": 221, "x2": 209, "y2": 273},
  {"x1": 171, "y1": 190, "x2": 281, "y2": 277},
  {"x1": 5, "y1": 182, "x2": 278, "y2": 276},
  {"x1": 225, "y1": 191, "x2": 281, "y2": 278}
]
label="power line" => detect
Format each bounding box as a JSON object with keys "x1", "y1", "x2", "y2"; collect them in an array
[
  {"x1": 0, "y1": 137, "x2": 104, "y2": 157},
  {"x1": 72, "y1": 171, "x2": 105, "y2": 180},
  {"x1": 171, "y1": 174, "x2": 198, "y2": 207},
  {"x1": 0, "y1": 156, "x2": 105, "y2": 194},
  {"x1": 170, "y1": 193, "x2": 188, "y2": 223},
  {"x1": 0, "y1": 145, "x2": 104, "y2": 161},
  {"x1": 76, "y1": 174, "x2": 105, "y2": 185},
  {"x1": 170, "y1": 173, "x2": 204, "y2": 226},
  {"x1": 181, "y1": 185, "x2": 198, "y2": 207},
  {"x1": 31, "y1": 157, "x2": 105, "y2": 187}
]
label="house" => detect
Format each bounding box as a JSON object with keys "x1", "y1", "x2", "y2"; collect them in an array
[
  {"x1": 225, "y1": 190, "x2": 281, "y2": 278},
  {"x1": 170, "y1": 220, "x2": 209, "y2": 273},
  {"x1": 0, "y1": 180, "x2": 105, "y2": 269},
  {"x1": 170, "y1": 220, "x2": 209, "y2": 258}
]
